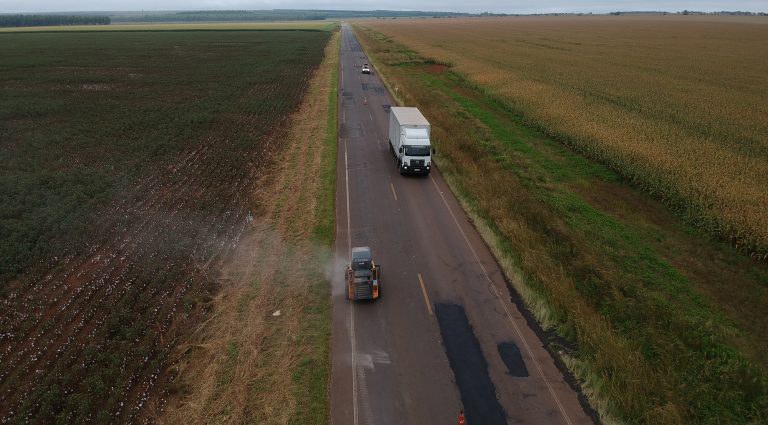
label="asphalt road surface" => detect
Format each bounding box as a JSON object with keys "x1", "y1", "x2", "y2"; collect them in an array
[{"x1": 330, "y1": 23, "x2": 594, "y2": 425}]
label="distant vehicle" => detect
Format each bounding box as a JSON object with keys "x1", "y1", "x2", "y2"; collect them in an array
[
  {"x1": 361, "y1": 63, "x2": 371, "y2": 74},
  {"x1": 388, "y1": 107, "x2": 432, "y2": 175},
  {"x1": 346, "y1": 246, "x2": 381, "y2": 301}
]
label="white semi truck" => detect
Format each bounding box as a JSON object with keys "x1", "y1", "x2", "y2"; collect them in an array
[{"x1": 388, "y1": 107, "x2": 432, "y2": 175}]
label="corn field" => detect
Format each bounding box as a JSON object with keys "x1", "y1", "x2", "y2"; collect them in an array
[{"x1": 363, "y1": 15, "x2": 768, "y2": 257}]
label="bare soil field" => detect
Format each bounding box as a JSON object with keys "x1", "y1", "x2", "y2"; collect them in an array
[
  {"x1": 360, "y1": 15, "x2": 768, "y2": 257},
  {"x1": 0, "y1": 29, "x2": 331, "y2": 422},
  {"x1": 355, "y1": 17, "x2": 767, "y2": 424}
]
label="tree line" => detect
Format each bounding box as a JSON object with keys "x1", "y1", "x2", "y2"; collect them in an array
[
  {"x1": 0, "y1": 14, "x2": 110, "y2": 27},
  {"x1": 120, "y1": 10, "x2": 325, "y2": 22},
  {"x1": 110, "y1": 9, "x2": 471, "y2": 23}
]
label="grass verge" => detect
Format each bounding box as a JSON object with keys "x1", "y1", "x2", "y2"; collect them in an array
[
  {"x1": 158, "y1": 29, "x2": 339, "y2": 424},
  {"x1": 354, "y1": 24, "x2": 768, "y2": 424}
]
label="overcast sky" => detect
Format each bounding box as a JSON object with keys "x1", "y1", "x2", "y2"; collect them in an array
[{"x1": 1, "y1": 0, "x2": 765, "y2": 14}]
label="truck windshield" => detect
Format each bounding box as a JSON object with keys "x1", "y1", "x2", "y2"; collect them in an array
[{"x1": 404, "y1": 145, "x2": 430, "y2": 156}]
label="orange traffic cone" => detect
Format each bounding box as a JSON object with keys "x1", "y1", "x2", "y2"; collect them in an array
[{"x1": 457, "y1": 410, "x2": 466, "y2": 425}]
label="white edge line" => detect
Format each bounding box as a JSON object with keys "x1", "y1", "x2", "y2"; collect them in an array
[
  {"x1": 346, "y1": 112, "x2": 359, "y2": 425},
  {"x1": 340, "y1": 39, "x2": 344, "y2": 89},
  {"x1": 429, "y1": 174, "x2": 574, "y2": 425},
  {"x1": 341, "y1": 30, "x2": 358, "y2": 425}
]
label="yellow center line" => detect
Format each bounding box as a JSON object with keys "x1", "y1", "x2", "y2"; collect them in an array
[
  {"x1": 417, "y1": 273, "x2": 433, "y2": 316},
  {"x1": 390, "y1": 182, "x2": 398, "y2": 201}
]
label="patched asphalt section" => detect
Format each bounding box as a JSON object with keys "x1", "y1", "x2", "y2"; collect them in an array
[
  {"x1": 498, "y1": 342, "x2": 529, "y2": 377},
  {"x1": 434, "y1": 303, "x2": 507, "y2": 425}
]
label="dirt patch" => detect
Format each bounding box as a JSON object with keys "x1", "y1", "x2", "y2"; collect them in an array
[
  {"x1": 575, "y1": 178, "x2": 677, "y2": 229},
  {"x1": 424, "y1": 63, "x2": 449, "y2": 74}
]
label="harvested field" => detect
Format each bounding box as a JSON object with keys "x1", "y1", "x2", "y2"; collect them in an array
[
  {"x1": 359, "y1": 16, "x2": 768, "y2": 256},
  {"x1": 0, "y1": 29, "x2": 331, "y2": 422},
  {"x1": 354, "y1": 20, "x2": 768, "y2": 424}
]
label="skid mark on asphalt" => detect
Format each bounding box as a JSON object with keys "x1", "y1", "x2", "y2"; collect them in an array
[
  {"x1": 350, "y1": 304, "x2": 359, "y2": 425},
  {"x1": 357, "y1": 367, "x2": 374, "y2": 425},
  {"x1": 355, "y1": 350, "x2": 390, "y2": 425},
  {"x1": 434, "y1": 303, "x2": 507, "y2": 425},
  {"x1": 356, "y1": 350, "x2": 391, "y2": 368}
]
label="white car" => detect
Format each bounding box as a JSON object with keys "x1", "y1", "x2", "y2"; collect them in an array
[{"x1": 361, "y1": 64, "x2": 371, "y2": 74}]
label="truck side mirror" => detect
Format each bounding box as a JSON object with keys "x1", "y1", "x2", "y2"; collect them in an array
[
  {"x1": 398, "y1": 147, "x2": 403, "y2": 154},
  {"x1": 432, "y1": 147, "x2": 436, "y2": 154}
]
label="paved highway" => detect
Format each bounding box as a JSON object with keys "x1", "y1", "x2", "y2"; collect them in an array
[{"x1": 330, "y1": 23, "x2": 594, "y2": 425}]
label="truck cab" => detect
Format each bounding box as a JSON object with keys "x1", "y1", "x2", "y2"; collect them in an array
[
  {"x1": 396, "y1": 128, "x2": 431, "y2": 175},
  {"x1": 388, "y1": 107, "x2": 432, "y2": 176},
  {"x1": 346, "y1": 246, "x2": 381, "y2": 301}
]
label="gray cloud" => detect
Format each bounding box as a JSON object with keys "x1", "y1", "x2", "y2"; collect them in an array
[{"x1": 1, "y1": 0, "x2": 766, "y2": 14}]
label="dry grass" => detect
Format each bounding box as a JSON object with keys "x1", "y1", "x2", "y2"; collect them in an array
[
  {"x1": 360, "y1": 15, "x2": 768, "y2": 256},
  {"x1": 157, "y1": 30, "x2": 339, "y2": 424}
]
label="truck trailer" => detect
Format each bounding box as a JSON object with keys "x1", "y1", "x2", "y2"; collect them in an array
[{"x1": 388, "y1": 107, "x2": 432, "y2": 175}]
